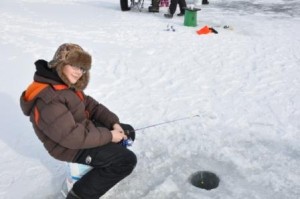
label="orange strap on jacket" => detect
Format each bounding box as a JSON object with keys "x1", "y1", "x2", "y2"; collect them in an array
[
  {"x1": 25, "y1": 82, "x2": 86, "y2": 124},
  {"x1": 34, "y1": 106, "x2": 40, "y2": 125},
  {"x1": 25, "y1": 82, "x2": 85, "y2": 102},
  {"x1": 52, "y1": 84, "x2": 68, "y2": 90},
  {"x1": 75, "y1": 91, "x2": 84, "y2": 101},
  {"x1": 24, "y1": 82, "x2": 49, "y2": 101}
]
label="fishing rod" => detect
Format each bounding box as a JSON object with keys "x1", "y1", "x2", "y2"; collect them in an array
[
  {"x1": 122, "y1": 114, "x2": 200, "y2": 147},
  {"x1": 134, "y1": 114, "x2": 200, "y2": 132}
]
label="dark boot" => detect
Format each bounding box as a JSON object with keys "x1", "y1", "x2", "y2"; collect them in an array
[
  {"x1": 178, "y1": 0, "x2": 186, "y2": 15},
  {"x1": 148, "y1": 0, "x2": 160, "y2": 12},
  {"x1": 177, "y1": 12, "x2": 184, "y2": 16},
  {"x1": 66, "y1": 189, "x2": 81, "y2": 199},
  {"x1": 164, "y1": 13, "x2": 173, "y2": 18},
  {"x1": 120, "y1": 0, "x2": 131, "y2": 11},
  {"x1": 202, "y1": 0, "x2": 209, "y2": 5}
]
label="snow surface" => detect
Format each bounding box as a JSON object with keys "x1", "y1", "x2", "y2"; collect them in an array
[{"x1": 0, "y1": 0, "x2": 300, "y2": 198}]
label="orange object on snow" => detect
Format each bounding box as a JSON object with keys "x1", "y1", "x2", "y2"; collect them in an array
[{"x1": 196, "y1": 26, "x2": 212, "y2": 35}]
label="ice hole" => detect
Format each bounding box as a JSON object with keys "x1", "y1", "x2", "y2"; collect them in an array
[{"x1": 190, "y1": 171, "x2": 220, "y2": 190}]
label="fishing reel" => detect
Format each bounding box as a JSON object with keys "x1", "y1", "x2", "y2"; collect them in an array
[
  {"x1": 120, "y1": 129, "x2": 135, "y2": 147},
  {"x1": 120, "y1": 138, "x2": 134, "y2": 147}
]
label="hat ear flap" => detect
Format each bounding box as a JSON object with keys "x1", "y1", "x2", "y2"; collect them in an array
[{"x1": 74, "y1": 71, "x2": 90, "y2": 90}]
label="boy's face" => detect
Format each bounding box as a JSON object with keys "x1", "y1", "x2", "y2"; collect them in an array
[{"x1": 62, "y1": 64, "x2": 84, "y2": 84}]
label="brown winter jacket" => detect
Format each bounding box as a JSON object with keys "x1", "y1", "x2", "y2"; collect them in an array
[{"x1": 20, "y1": 60, "x2": 119, "y2": 162}]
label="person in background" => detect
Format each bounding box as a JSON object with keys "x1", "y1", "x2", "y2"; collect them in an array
[
  {"x1": 148, "y1": 0, "x2": 161, "y2": 12},
  {"x1": 164, "y1": 0, "x2": 187, "y2": 18},
  {"x1": 160, "y1": 0, "x2": 169, "y2": 7},
  {"x1": 164, "y1": 0, "x2": 209, "y2": 18},
  {"x1": 120, "y1": 0, "x2": 131, "y2": 11},
  {"x1": 202, "y1": 0, "x2": 209, "y2": 5},
  {"x1": 20, "y1": 43, "x2": 137, "y2": 199}
]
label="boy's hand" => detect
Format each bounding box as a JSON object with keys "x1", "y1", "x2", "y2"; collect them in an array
[
  {"x1": 113, "y1": 123, "x2": 124, "y2": 133},
  {"x1": 111, "y1": 129, "x2": 127, "y2": 143}
]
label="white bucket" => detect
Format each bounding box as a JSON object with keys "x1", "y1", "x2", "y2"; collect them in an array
[{"x1": 65, "y1": 163, "x2": 93, "y2": 191}]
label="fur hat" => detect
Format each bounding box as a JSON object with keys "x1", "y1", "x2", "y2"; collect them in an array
[{"x1": 48, "y1": 43, "x2": 92, "y2": 90}]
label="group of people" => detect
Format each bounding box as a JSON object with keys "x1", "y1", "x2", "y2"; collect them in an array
[
  {"x1": 150, "y1": 0, "x2": 209, "y2": 18},
  {"x1": 121, "y1": 0, "x2": 209, "y2": 18}
]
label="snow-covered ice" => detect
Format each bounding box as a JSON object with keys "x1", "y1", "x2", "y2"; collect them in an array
[{"x1": 0, "y1": 0, "x2": 299, "y2": 198}]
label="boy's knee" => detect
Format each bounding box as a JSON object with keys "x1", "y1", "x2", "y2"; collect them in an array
[
  {"x1": 126, "y1": 150, "x2": 137, "y2": 168},
  {"x1": 114, "y1": 150, "x2": 137, "y2": 175}
]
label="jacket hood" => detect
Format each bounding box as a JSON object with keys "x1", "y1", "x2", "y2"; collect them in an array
[
  {"x1": 20, "y1": 91, "x2": 35, "y2": 116},
  {"x1": 34, "y1": 59, "x2": 64, "y2": 84},
  {"x1": 20, "y1": 81, "x2": 50, "y2": 116},
  {"x1": 20, "y1": 60, "x2": 61, "y2": 116}
]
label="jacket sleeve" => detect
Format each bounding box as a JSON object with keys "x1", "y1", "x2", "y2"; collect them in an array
[
  {"x1": 34, "y1": 97, "x2": 112, "y2": 150},
  {"x1": 84, "y1": 95, "x2": 120, "y2": 129}
]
